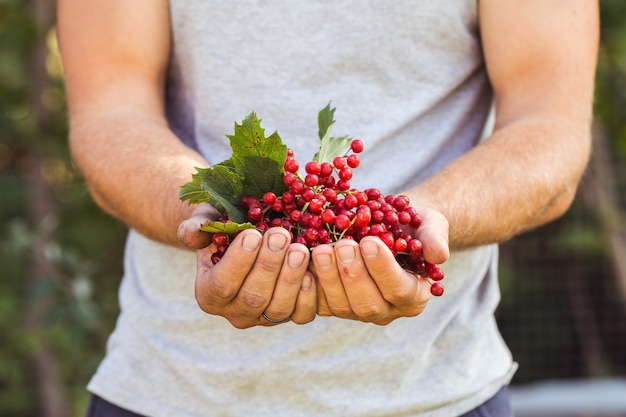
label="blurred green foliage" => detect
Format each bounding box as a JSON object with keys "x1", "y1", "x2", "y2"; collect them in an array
[
  {"x1": 496, "y1": 1, "x2": 626, "y2": 384},
  {"x1": 1, "y1": 1, "x2": 625, "y2": 416},
  {"x1": 1, "y1": 1, "x2": 127, "y2": 416}
]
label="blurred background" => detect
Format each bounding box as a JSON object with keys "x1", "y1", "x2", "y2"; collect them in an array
[{"x1": 1, "y1": 1, "x2": 625, "y2": 417}]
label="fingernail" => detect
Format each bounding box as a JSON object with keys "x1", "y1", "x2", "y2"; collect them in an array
[
  {"x1": 337, "y1": 246, "x2": 356, "y2": 265},
  {"x1": 242, "y1": 233, "x2": 261, "y2": 253},
  {"x1": 301, "y1": 273, "x2": 313, "y2": 291},
  {"x1": 268, "y1": 233, "x2": 288, "y2": 252},
  {"x1": 315, "y1": 253, "x2": 332, "y2": 271},
  {"x1": 288, "y1": 250, "x2": 305, "y2": 269},
  {"x1": 361, "y1": 240, "x2": 379, "y2": 258}
]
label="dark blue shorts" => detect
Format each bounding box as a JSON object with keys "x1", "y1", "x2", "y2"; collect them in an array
[
  {"x1": 86, "y1": 386, "x2": 512, "y2": 417},
  {"x1": 459, "y1": 386, "x2": 513, "y2": 417}
]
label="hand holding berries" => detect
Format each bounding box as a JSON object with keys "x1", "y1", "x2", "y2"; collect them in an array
[
  {"x1": 312, "y1": 236, "x2": 433, "y2": 324},
  {"x1": 179, "y1": 105, "x2": 449, "y2": 327}
]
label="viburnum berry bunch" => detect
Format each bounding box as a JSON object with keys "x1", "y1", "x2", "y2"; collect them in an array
[{"x1": 180, "y1": 104, "x2": 444, "y2": 296}]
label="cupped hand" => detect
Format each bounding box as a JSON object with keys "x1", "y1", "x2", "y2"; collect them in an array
[
  {"x1": 311, "y1": 205, "x2": 449, "y2": 325},
  {"x1": 178, "y1": 207, "x2": 317, "y2": 328}
]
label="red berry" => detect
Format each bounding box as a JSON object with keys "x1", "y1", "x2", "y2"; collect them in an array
[
  {"x1": 426, "y1": 263, "x2": 445, "y2": 281},
  {"x1": 239, "y1": 195, "x2": 257, "y2": 209},
  {"x1": 383, "y1": 211, "x2": 399, "y2": 226},
  {"x1": 333, "y1": 156, "x2": 346, "y2": 169},
  {"x1": 301, "y1": 188, "x2": 315, "y2": 202},
  {"x1": 380, "y1": 232, "x2": 395, "y2": 249},
  {"x1": 369, "y1": 223, "x2": 386, "y2": 236},
  {"x1": 346, "y1": 154, "x2": 360, "y2": 168},
  {"x1": 262, "y1": 192, "x2": 277, "y2": 205},
  {"x1": 308, "y1": 198, "x2": 325, "y2": 213},
  {"x1": 309, "y1": 215, "x2": 323, "y2": 229},
  {"x1": 271, "y1": 199, "x2": 284, "y2": 212},
  {"x1": 398, "y1": 210, "x2": 412, "y2": 225},
  {"x1": 355, "y1": 209, "x2": 371, "y2": 228},
  {"x1": 371, "y1": 210, "x2": 385, "y2": 224},
  {"x1": 410, "y1": 212, "x2": 423, "y2": 228},
  {"x1": 323, "y1": 176, "x2": 336, "y2": 188},
  {"x1": 304, "y1": 174, "x2": 319, "y2": 187},
  {"x1": 291, "y1": 180, "x2": 305, "y2": 194},
  {"x1": 430, "y1": 282, "x2": 444, "y2": 297},
  {"x1": 283, "y1": 172, "x2": 297, "y2": 186},
  {"x1": 335, "y1": 214, "x2": 351, "y2": 230},
  {"x1": 284, "y1": 158, "x2": 299, "y2": 173},
  {"x1": 393, "y1": 195, "x2": 410, "y2": 211},
  {"x1": 305, "y1": 161, "x2": 321, "y2": 175},
  {"x1": 355, "y1": 192, "x2": 368, "y2": 206},
  {"x1": 393, "y1": 238, "x2": 408, "y2": 253},
  {"x1": 336, "y1": 179, "x2": 351, "y2": 191},
  {"x1": 407, "y1": 238, "x2": 423, "y2": 256},
  {"x1": 322, "y1": 188, "x2": 337, "y2": 203},
  {"x1": 365, "y1": 188, "x2": 382, "y2": 201},
  {"x1": 248, "y1": 206, "x2": 263, "y2": 222},
  {"x1": 320, "y1": 162, "x2": 333, "y2": 177},
  {"x1": 282, "y1": 190, "x2": 296, "y2": 204},
  {"x1": 321, "y1": 209, "x2": 336, "y2": 224},
  {"x1": 303, "y1": 227, "x2": 320, "y2": 243},
  {"x1": 343, "y1": 194, "x2": 358, "y2": 209},
  {"x1": 289, "y1": 210, "x2": 303, "y2": 223},
  {"x1": 338, "y1": 167, "x2": 353, "y2": 181},
  {"x1": 212, "y1": 232, "x2": 228, "y2": 247},
  {"x1": 211, "y1": 252, "x2": 223, "y2": 265},
  {"x1": 350, "y1": 139, "x2": 364, "y2": 153}
]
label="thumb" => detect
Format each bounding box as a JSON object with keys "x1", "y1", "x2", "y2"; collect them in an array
[{"x1": 177, "y1": 204, "x2": 220, "y2": 249}]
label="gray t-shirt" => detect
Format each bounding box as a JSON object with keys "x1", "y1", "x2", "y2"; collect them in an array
[{"x1": 88, "y1": 2, "x2": 517, "y2": 416}]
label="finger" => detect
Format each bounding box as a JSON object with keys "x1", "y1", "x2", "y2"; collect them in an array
[
  {"x1": 178, "y1": 204, "x2": 221, "y2": 249},
  {"x1": 195, "y1": 229, "x2": 262, "y2": 311},
  {"x1": 233, "y1": 227, "x2": 292, "y2": 315},
  {"x1": 315, "y1": 282, "x2": 333, "y2": 317},
  {"x1": 290, "y1": 272, "x2": 318, "y2": 325},
  {"x1": 311, "y1": 244, "x2": 352, "y2": 318},
  {"x1": 261, "y1": 244, "x2": 311, "y2": 324},
  {"x1": 178, "y1": 216, "x2": 212, "y2": 249},
  {"x1": 359, "y1": 236, "x2": 429, "y2": 316},
  {"x1": 333, "y1": 239, "x2": 390, "y2": 322},
  {"x1": 412, "y1": 208, "x2": 450, "y2": 265}
]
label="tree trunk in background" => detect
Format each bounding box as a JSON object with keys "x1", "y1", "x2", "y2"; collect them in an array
[
  {"x1": 21, "y1": 0, "x2": 72, "y2": 416},
  {"x1": 582, "y1": 124, "x2": 626, "y2": 304}
]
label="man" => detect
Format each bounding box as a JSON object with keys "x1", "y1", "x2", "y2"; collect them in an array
[{"x1": 57, "y1": 1, "x2": 598, "y2": 416}]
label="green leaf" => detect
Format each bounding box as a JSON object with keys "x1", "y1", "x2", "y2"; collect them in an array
[
  {"x1": 200, "y1": 220, "x2": 256, "y2": 235},
  {"x1": 313, "y1": 103, "x2": 352, "y2": 163},
  {"x1": 197, "y1": 164, "x2": 247, "y2": 223},
  {"x1": 178, "y1": 171, "x2": 210, "y2": 204},
  {"x1": 317, "y1": 102, "x2": 335, "y2": 140},
  {"x1": 227, "y1": 112, "x2": 287, "y2": 198}
]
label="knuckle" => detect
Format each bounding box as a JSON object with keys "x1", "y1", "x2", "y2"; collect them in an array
[
  {"x1": 384, "y1": 285, "x2": 415, "y2": 305},
  {"x1": 291, "y1": 313, "x2": 315, "y2": 325},
  {"x1": 254, "y1": 258, "x2": 283, "y2": 274},
  {"x1": 238, "y1": 289, "x2": 268, "y2": 310},
  {"x1": 330, "y1": 305, "x2": 353, "y2": 318},
  {"x1": 372, "y1": 316, "x2": 395, "y2": 326},
  {"x1": 229, "y1": 317, "x2": 254, "y2": 329},
  {"x1": 280, "y1": 270, "x2": 304, "y2": 287},
  {"x1": 354, "y1": 303, "x2": 384, "y2": 321},
  {"x1": 265, "y1": 306, "x2": 292, "y2": 321},
  {"x1": 205, "y1": 279, "x2": 238, "y2": 302}
]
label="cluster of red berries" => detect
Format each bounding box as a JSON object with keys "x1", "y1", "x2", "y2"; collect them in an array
[{"x1": 210, "y1": 139, "x2": 444, "y2": 296}]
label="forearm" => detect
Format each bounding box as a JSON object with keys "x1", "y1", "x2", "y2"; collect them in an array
[
  {"x1": 407, "y1": 113, "x2": 592, "y2": 250},
  {"x1": 69, "y1": 110, "x2": 209, "y2": 246}
]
